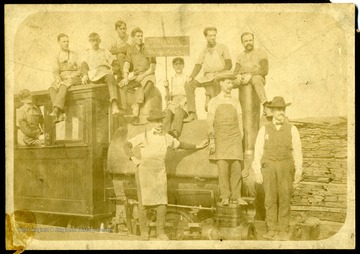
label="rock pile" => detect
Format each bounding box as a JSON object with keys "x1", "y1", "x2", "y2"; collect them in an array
[{"x1": 291, "y1": 117, "x2": 348, "y2": 223}]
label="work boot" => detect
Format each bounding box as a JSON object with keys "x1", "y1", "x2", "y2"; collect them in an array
[
  {"x1": 233, "y1": 198, "x2": 248, "y2": 205},
  {"x1": 49, "y1": 107, "x2": 59, "y2": 117},
  {"x1": 262, "y1": 230, "x2": 277, "y2": 240},
  {"x1": 183, "y1": 112, "x2": 197, "y2": 123},
  {"x1": 54, "y1": 113, "x2": 65, "y2": 123},
  {"x1": 221, "y1": 198, "x2": 229, "y2": 206}
]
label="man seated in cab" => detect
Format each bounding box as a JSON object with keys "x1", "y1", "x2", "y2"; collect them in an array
[{"x1": 17, "y1": 89, "x2": 45, "y2": 147}]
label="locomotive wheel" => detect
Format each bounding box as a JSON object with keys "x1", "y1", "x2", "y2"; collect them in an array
[
  {"x1": 165, "y1": 208, "x2": 198, "y2": 240},
  {"x1": 239, "y1": 221, "x2": 257, "y2": 240}
]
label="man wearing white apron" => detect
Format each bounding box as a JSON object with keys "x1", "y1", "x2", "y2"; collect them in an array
[
  {"x1": 207, "y1": 73, "x2": 247, "y2": 206},
  {"x1": 124, "y1": 110, "x2": 208, "y2": 240}
]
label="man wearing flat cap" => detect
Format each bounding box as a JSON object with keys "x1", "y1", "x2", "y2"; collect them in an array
[
  {"x1": 252, "y1": 96, "x2": 303, "y2": 240},
  {"x1": 123, "y1": 109, "x2": 208, "y2": 240},
  {"x1": 207, "y1": 73, "x2": 247, "y2": 206},
  {"x1": 17, "y1": 89, "x2": 45, "y2": 147}
]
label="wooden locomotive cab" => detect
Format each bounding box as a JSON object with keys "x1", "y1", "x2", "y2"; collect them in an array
[{"x1": 14, "y1": 84, "x2": 114, "y2": 227}]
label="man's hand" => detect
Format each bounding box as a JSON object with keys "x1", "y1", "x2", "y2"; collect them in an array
[
  {"x1": 130, "y1": 156, "x2": 141, "y2": 167},
  {"x1": 196, "y1": 139, "x2": 209, "y2": 149},
  {"x1": 81, "y1": 74, "x2": 89, "y2": 85},
  {"x1": 135, "y1": 74, "x2": 145, "y2": 82},
  {"x1": 293, "y1": 172, "x2": 302, "y2": 188},
  {"x1": 119, "y1": 78, "x2": 129, "y2": 88},
  {"x1": 255, "y1": 172, "x2": 263, "y2": 184},
  {"x1": 209, "y1": 139, "x2": 216, "y2": 154}
]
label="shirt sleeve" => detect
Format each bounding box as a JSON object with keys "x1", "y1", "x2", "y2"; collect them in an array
[
  {"x1": 258, "y1": 49, "x2": 268, "y2": 61},
  {"x1": 165, "y1": 134, "x2": 180, "y2": 149},
  {"x1": 252, "y1": 126, "x2": 266, "y2": 175},
  {"x1": 222, "y1": 44, "x2": 231, "y2": 60},
  {"x1": 196, "y1": 48, "x2": 205, "y2": 65},
  {"x1": 207, "y1": 98, "x2": 217, "y2": 135},
  {"x1": 128, "y1": 133, "x2": 144, "y2": 148},
  {"x1": 291, "y1": 125, "x2": 303, "y2": 175},
  {"x1": 124, "y1": 47, "x2": 132, "y2": 65}
]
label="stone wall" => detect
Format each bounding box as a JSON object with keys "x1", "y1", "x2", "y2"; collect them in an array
[{"x1": 291, "y1": 117, "x2": 347, "y2": 223}]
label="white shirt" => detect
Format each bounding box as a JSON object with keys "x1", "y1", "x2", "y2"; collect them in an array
[
  {"x1": 252, "y1": 118, "x2": 303, "y2": 175},
  {"x1": 170, "y1": 73, "x2": 187, "y2": 96}
]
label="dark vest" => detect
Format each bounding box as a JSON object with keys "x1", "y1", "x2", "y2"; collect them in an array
[{"x1": 262, "y1": 122, "x2": 293, "y2": 161}]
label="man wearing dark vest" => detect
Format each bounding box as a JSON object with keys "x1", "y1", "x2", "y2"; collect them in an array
[{"x1": 252, "y1": 96, "x2": 303, "y2": 240}]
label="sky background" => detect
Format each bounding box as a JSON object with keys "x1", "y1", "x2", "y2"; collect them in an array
[{"x1": 6, "y1": 4, "x2": 354, "y2": 120}]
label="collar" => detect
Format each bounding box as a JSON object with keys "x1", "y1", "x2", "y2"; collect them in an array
[
  {"x1": 220, "y1": 91, "x2": 232, "y2": 99},
  {"x1": 272, "y1": 118, "x2": 284, "y2": 126},
  {"x1": 151, "y1": 128, "x2": 164, "y2": 135},
  {"x1": 118, "y1": 34, "x2": 129, "y2": 44},
  {"x1": 132, "y1": 43, "x2": 144, "y2": 52}
]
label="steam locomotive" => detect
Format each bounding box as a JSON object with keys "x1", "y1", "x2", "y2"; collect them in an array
[{"x1": 13, "y1": 82, "x2": 261, "y2": 240}]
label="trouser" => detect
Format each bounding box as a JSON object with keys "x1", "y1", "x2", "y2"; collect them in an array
[
  {"x1": 163, "y1": 108, "x2": 187, "y2": 134},
  {"x1": 250, "y1": 75, "x2": 267, "y2": 104},
  {"x1": 93, "y1": 74, "x2": 119, "y2": 103},
  {"x1": 23, "y1": 135, "x2": 43, "y2": 147},
  {"x1": 253, "y1": 182, "x2": 266, "y2": 221},
  {"x1": 234, "y1": 74, "x2": 267, "y2": 105},
  {"x1": 49, "y1": 84, "x2": 68, "y2": 111},
  {"x1": 114, "y1": 53, "x2": 126, "y2": 80},
  {"x1": 119, "y1": 80, "x2": 154, "y2": 110},
  {"x1": 135, "y1": 166, "x2": 167, "y2": 237},
  {"x1": 185, "y1": 80, "x2": 220, "y2": 113},
  {"x1": 216, "y1": 160, "x2": 242, "y2": 200},
  {"x1": 262, "y1": 158, "x2": 294, "y2": 232}
]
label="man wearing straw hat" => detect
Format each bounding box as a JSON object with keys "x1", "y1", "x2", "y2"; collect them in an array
[
  {"x1": 123, "y1": 109, "x2": 208, "y2": 240},
  {"x1": 252, "y1": 96, "x2": 303, "y2": 240},
  {"x1": 207, "y1": 73, "x2": 247, "y2": 206}
]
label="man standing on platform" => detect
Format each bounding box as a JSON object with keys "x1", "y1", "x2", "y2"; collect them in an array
[
  {"x1": 233, "y1": 32, "x2": 271, "y2": 116},
  {"x1": 49, "y1": 33, "x2": 82, "y2": 123},
  {"x1": 207, "y1": 73, "x2": 247, "y2": 206},
  {"x1": 252, "y1": 96, "x2": 303, "y2": 240},
  {"x1": 184, "y1": 27, "x2": 232, "y2": 122}
]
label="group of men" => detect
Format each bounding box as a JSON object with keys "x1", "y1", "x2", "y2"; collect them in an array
[{"x1": 17, "y1": 21, "x2": 303, "y2": 241}]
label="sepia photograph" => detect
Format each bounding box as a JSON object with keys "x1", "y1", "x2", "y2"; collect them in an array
[{"x1": 5, "y1": 3, "x2": 355, "y2": 250}]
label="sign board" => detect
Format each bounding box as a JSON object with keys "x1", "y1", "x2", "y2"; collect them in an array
[{"x1": 145, "y1": 36, "x2": 190, "y2": 57}]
